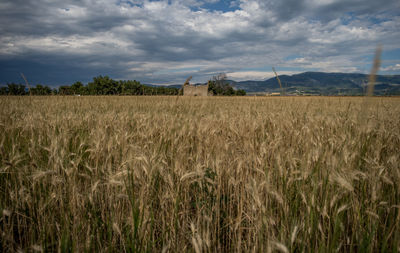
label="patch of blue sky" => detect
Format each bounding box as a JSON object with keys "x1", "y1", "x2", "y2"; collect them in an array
[
  {"x1": 116, "y1": 0, "x2": 143, "y2": 7},
  {"x1": 380, "y1": 49, "x2": 400, "y2": 74},
  {"x1": 359, "y1": 48, "x2": 400, "y2": 73},
  {"x1": 340, "y1": 12, "x2": 357, "y2": 25},
  {"x1": 117, "y1": 0, "x2": 240, "y2": 12},
  {"x1": 381, "y1": 48, "x2": 400, "y2": 61},
  {"x1": 357, "y1": 48, "x2": 400, "y2": 74},
  {"x1": 194, "y1": 0, "x2": 240, "y2": 13},
  {"x1": 340, "y1": 11, "x2": 394, "y2": 25},
  {"x1": 366, "y1": 13, "x2": 394, "y2": 25},
  {"x1": 358, "y1": 48, "x2": 400, "y2": 63},
  {"x1": 284, "y1": 55, "x2": 302, "y2": 61}
]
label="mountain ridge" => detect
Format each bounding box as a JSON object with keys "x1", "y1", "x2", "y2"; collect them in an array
[{"x1": 228, "y1": 72, "x2": 400, "y2": 95}]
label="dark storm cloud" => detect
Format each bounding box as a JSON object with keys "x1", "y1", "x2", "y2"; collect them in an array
[
  {"x1": 0, "y1": 0, "x2": 137, "y2": 37},
  {"x1": 0, "y1": 51, "x2": 136, "y2": 85}
]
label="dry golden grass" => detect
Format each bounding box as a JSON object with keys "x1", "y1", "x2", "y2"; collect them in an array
[{"x1": 1, "y1": 96, "x2": 400, "y2": 252}]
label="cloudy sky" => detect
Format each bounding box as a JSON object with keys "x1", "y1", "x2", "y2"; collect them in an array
[{"x1": 1, "y1": 0, "x2": 400, "y2": 86}]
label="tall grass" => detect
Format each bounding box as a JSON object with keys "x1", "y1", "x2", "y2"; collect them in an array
[
  {"x1": 1, "y1": 96, "x2": 399, "y2": 252},
  {"x1": 366, "y1": 46, "x2": 382, "y2": 97}
]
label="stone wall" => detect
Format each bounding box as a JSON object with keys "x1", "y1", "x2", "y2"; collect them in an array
[{"x1": 183, "y1": 84, "x2": 209, "y2": 96}]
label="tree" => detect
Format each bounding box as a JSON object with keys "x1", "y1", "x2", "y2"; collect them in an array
[
  {"x1": 31, "y1": 84, "x2": 52, "y2": 95},
  {"x1": 71, "y1": 81, "x2": 83, "y2": 94},
  {"x1": 78, "y1": 85, "x2": 89, "y2": 95},
  {"x1": 235, "y1": 89, "x2": 246, "y2": 96},
  {"x1": 209, "y1": 73, "x2": 229, "y2": 95},
  {"x1": 7, "y1": 83, "x2": 26, "y2": 95},
  {"x1": 59, "y1": 86, "x2": 74, "y2": 95},
  {"x1": 88, "y1": 76, "x2": 120, "y2": 95},
  {"x1": 0, "y1": 86, "x2": 8, "y2": 95},
  {"x1": 208, "y1": 73, "x2": 245, "y2": 96},
  {"x1": 4, "y1": 76, "x2": 182, "y2": 96},
  {"x1": 121, "y1": 80, "x2": 142, "y2": 95}
]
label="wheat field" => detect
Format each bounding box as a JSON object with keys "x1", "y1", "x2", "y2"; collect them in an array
[{"x1": 1, "y1": 96, "x2": 399, "y2": 252}]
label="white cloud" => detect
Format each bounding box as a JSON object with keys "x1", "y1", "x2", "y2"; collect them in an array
[
  {"x1": 381, "y1": 64, "x2": 400, "y2": 72},
  {"x1": 227, "y1": 71, "x2": 299, "y2": 81}
]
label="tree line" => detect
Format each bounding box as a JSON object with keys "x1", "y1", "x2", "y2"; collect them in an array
[
  {"x1": 207, "y1": 73, "x2": 246, "y2": 96},
  {"x1": 0, "y1": 76, "x2": 180, "y2": 96},
  {"x1": 0, "y1": 75, "x2": 246, "y2": 96}
]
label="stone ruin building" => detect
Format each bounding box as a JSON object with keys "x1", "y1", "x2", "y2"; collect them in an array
[{"x1": 182, "y1": 76, "x2": 209, "y2": 96}]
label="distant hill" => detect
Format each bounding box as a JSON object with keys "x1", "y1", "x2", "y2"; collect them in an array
[{"x1": 229, "y1": 72, "x2": 400, "y2": 95}]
